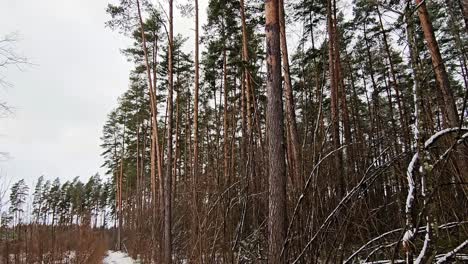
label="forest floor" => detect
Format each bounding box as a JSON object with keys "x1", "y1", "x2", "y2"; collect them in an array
[{"x1": 103, "y1": 251, "x2": 136, "y2": 264}]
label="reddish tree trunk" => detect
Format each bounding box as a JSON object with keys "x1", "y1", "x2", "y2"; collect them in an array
[
  {"x1": 416, "y1": 0, "x2": 459, "y2": 127},
  {"x1": 265, "y1": 0, "x2": 287, "y2": 262}
]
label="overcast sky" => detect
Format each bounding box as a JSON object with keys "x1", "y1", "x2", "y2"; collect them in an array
[{"x1": 0, "y1": 0, "x2": 208, "y2": 189}]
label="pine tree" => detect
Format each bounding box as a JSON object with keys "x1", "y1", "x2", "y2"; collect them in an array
[
  {"x1": 9, "y1": 179, "x2": 29, "y2": 227},
  {"x1": 96, "y1": 0, "x2": 468, "y2": 261},
  {"x1": 415, "y1": 0, "x2": 459, "y2": 127},
  {"x1": 47, "y1": 178, "x2": 61, "y2": 227},
  {"x1": 32, "y1": 175, "x2": 45, "y2": 223}
]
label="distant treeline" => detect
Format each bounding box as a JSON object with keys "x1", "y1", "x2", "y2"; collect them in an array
[{"x1": 1, "y1": 175, "x2": 114, "y2": 229}]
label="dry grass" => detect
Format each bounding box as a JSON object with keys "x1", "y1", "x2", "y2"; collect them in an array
[{"x1": 0, "y1": 224, "x2": 110, "y2": 264}]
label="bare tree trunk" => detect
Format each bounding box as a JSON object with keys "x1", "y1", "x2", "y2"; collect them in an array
[
  {"x1": 279, "y1": 0, "x2": 301, "y2": 188},
  {"x1": 376, "y1": 5, "x2": 410, "y2": 150},
  {"x1": 164, "y1": 0, "x2": 174, "y2": 262},
  {"x1": 327, "y1": 0, "x2": 344, "y2": 198},
  {"x1": 363, "y1": 20, "x2": 382, "y2": 164},
  {"x1": 223, "y1": 47, "x2": 229, "y2": 192},
  {"x1": 333, "y1": 0, "x2": 352, "y2": 190},
  {"x1": 192, "y1": 0, "x2": 201, "y2": 261},
  {"x1": 140, "y1": 122, "x2": 147, "y2": 229},
  {"x1": 152, "y1": 38, "x2": 165, "y2": 239},
  {"x1": 405, "y1": 6, "x2": 422, "y2": 262},
  {"x1": 265, "y1": 0, "x2": 287, "y2": 262},
  {"x1": 416, "y1": 0, "x2": 459, "y2": 127},
  {"x1": 240, "y1": 0, "x2": 254, "y2": 143},
  {"x1": 458, "y1": 0, "x2": 468, "y2": 32},
  {"x1": 118, "y1": 123, "x2": 126, "y2": 251},
  {"x1": 416, "y1": 1, "x2": 468, "y2": 196},
  {"x1": 240, "y1": 0, "x2": 248, "y2": 171},
  {"x1": 239, "y1": 0, "x2": 255, "y2": 155},
  {"x1": 134, "y1": 2, "x2": 164, "y2": 259},
  {"x1": 222, "y1": 45, "x2": 231, "y2": 260},
  {"x1": 136, "y1": 124, "x2": 141, "y2": 231},
  {"x1": 173, "y1": 91, "x2": 180, "y2": 205}
]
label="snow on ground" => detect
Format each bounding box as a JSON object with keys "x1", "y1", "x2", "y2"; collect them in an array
[{"x1": 103, "y1": 251, "x2": 136, "y2": 264}]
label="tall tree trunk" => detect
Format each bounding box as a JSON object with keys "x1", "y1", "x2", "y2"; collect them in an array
[
  {"x1": 192, "y1": 0, "x2": 201, "y2": 261},
  {"x1": 223, "y1": 47, "x2": 229, "y2": 191},
  {"x1": 164, "y1": 0, "x2": 174, "y2": 262},
  {"x1": 363, "y1": 21, "x2": 382, "y2": 163},
  {"x1": 154, "y1": 54, "x2": 165, "y2": 264},
  {"x1": 222, "y1": 46, "x2": 231, "y2": 260},
  {"x1": 333, "y1": 0, "x2": 352, "y2": 190},
  {"x1": 117, "y1": 123, "x2": 126, "y2": 251},
  {"x1": 136, "y1": 124, "x2": 141, "y2": 231},
  {"x1": 240, "y1": 0, "x2": 253, "y2": 136},
  {"x1": 240, "y1": 0, "x2": 259, "y2": 229},
  {"x1": 416, "y1": 0, "x2": 468, "y2": 197},
  {"x1": 265, "y1": 0, "x2": 287, "y2": 262},
  {"x1": 239, "y1": 0, "x2": 255, "y2": 169},
  {"x1": 279, "y1": 0, "x2": 301, "y2": 188},
  {"x1": 239, "y1": 0, "x2": 248, "y2": 172},
  {"x1": 327, "y1": 0, "x2": 344, "y2": 198},
  {"x1": 135, "y1": 2, "x2": 164, "y2": 258},
  {"x1": 376, "y1": 5, "x2": 411, "y2": 150},
  {"x1": 140, "y1": 122, "x2": 147, "y2": 229},
  {"x1": 173, "y1": 91, "x2": 180, "y2": 205},
  {"x1": 416, "y1": 0, "x2": 459, "y2": 127},
  {"x1": 405, "y1": 6, "x2": 424, "y2": 262}
]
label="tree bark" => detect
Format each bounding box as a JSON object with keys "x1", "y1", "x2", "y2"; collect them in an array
[
  {"x1": 376, "y1": 5, "x2": 411, "y2": 150},
  {"x1": 265, "y1": 0, "x2": 287, "y2": 262},
  {"x1": 333, "y1": 0, "x2": 352, "y2": 189},
  {"x1": 240, "y1": 0, "x2": 253, "y2": 136},
  {"x1": 164, "y1": 0, "x2": 174, "y2": 262},
  {"x1": 416, "y1": 0, "x2": 459, "y2": 127},
  {"x1": 135, "y1": 2, "x2": 164, "y2": 258},
  {"x1": 192, "y1": 0, "x2": 201, "y2": 261},
  {"x1": 117, "y1": 123, "x2": 126, "y2": 251},
  {"x1": 327, "y1": 0, "x2": 344, "y2": 198},
  {"x1": 279, "y1": 0, "x2": 301, "y2": 188},
  {"x1": 223, "y1": 47, "x2": 229, "y2": 191}
]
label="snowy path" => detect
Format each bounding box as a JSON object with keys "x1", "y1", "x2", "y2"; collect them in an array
[{"x1": 103, "y1": 251, "x2": 136, "y2": 264}]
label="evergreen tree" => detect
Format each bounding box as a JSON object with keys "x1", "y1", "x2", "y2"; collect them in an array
[
  {"x1": 9, "y1": 179, "x2": 29, "y2": 226},
  {"x1": 32, "y1": 175, "x2": 45, "y2": 223}
]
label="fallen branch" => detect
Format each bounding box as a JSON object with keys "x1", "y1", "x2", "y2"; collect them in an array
[
  {"x1": 435, "y1": 240, "x2": 468, "y2": 263},
  {"x1": 345, "y1": 221, "x2": 468, "y2": 263},
  {"x1": 291, "y1": 148, "x2": 398, "y2": 263}
]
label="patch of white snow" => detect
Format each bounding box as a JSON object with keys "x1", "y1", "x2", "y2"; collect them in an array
[
  {"x1": 103, "y1": 251, "x2": 136, "y2": 264},
  {"x1": 402, "y1": 229, "x2": 414, "y2": 242}
]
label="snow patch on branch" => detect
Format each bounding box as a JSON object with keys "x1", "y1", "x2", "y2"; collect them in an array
[
  {"x1": 457, "y1": 132, "x2": 468, "y2": 144},
  {"x1": 346, "y1": 221, "x2": 468, "y2": 262},
  {"x1": 436, "y1": 239, "x2": 468, "y2": 263},
  {"x1": 403, "y1": 229, "x2": 414, "y2": 242},
  {"x1": 415, "y1": 230, "x2": 430, "y2": 264},
  {"x1": 424, "y1": 127, "x2": 468, "y2": 148},
  {"x1": 344, "y1": 228, "x2": 402, "y2": 263},
  {"x1": 406, "y1": 152, "x2": 418, "y2": 214}
]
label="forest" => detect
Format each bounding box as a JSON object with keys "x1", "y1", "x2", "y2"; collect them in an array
[{"x1": 0, "y1": 0, "x2": 467, "y2": 263}]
